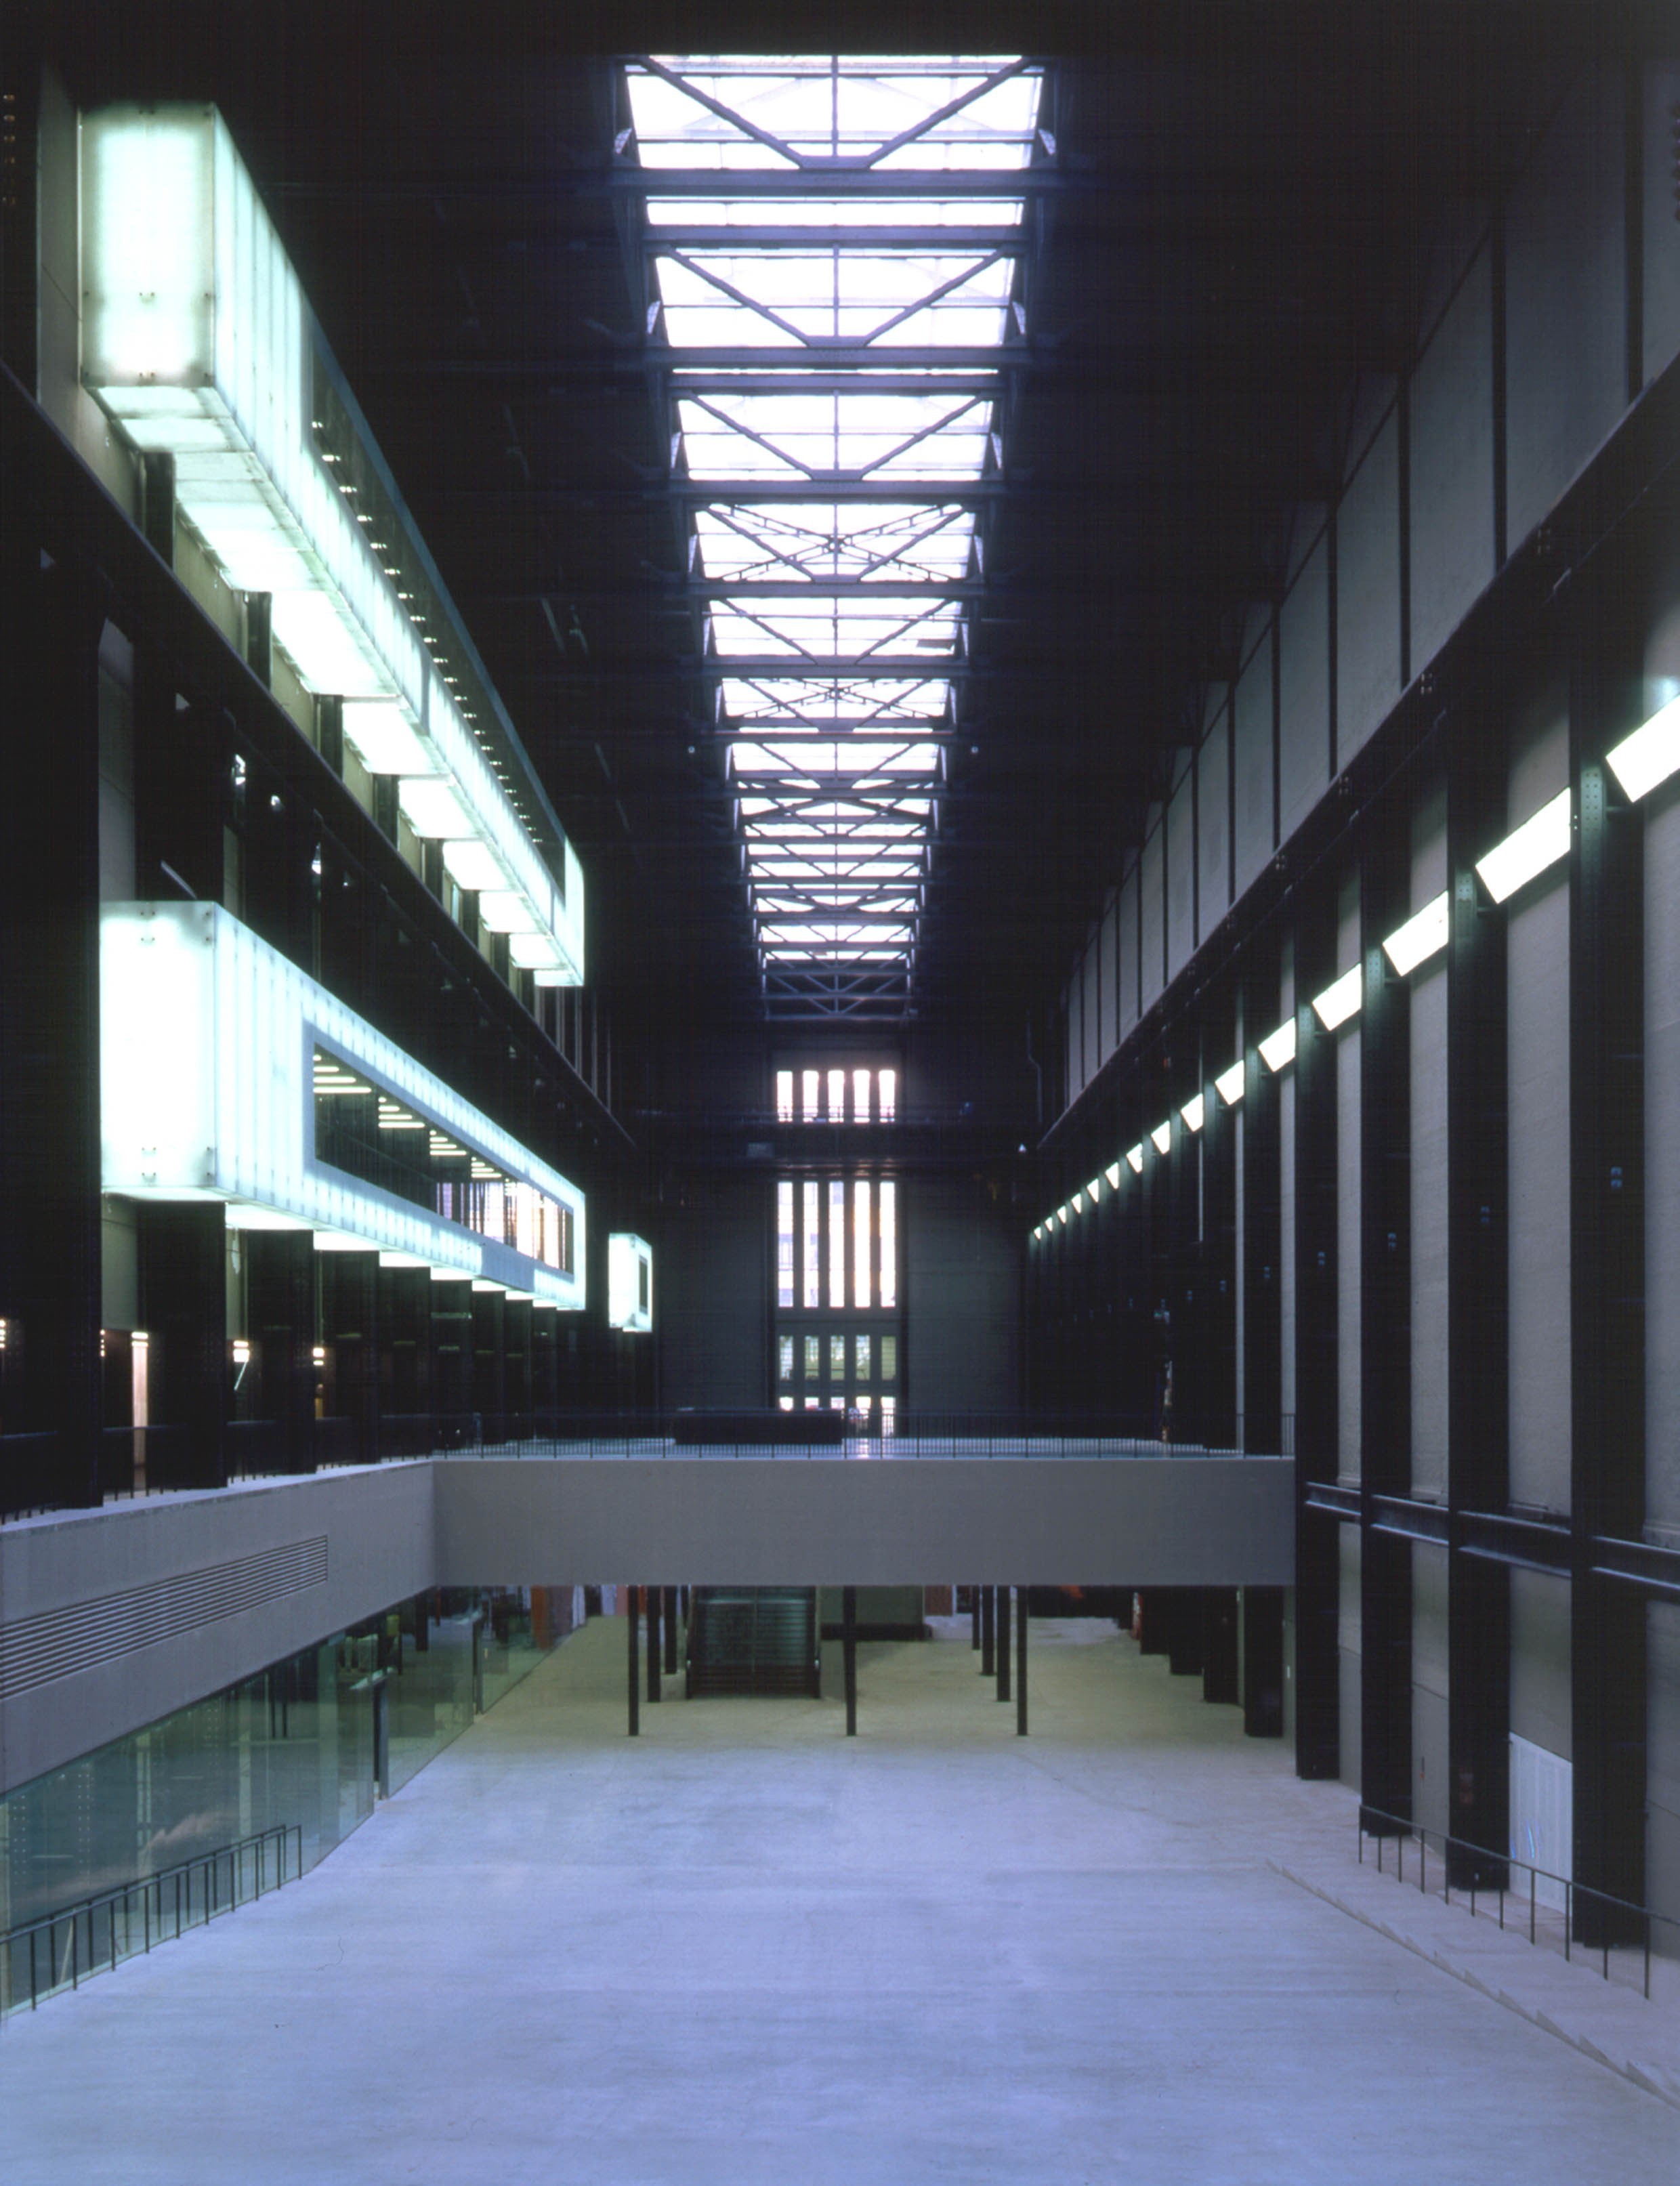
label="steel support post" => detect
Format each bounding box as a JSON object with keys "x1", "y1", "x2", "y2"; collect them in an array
[
  {"x1": 1567, "y1": 547, "x2": 1647, "y2": 1945},
  {"x1": 996, "y1": 1586, "x2": 1011, "y2": 1703},
  {"x1": 665, "y1": 1586, "x2": 679, "y2": 1675},
  {"x1": 843, "y1": 1586, "x2": 858, "y2": 1736},
  {"x1": 981, "y1": 1582, "x2": 994, "y2": 1675},
  {"x1": 1361, "y1": 804, "x2": 1414, "y2": 1829},
  {"x1": 0, "y1": 549, "x2": 105, "y2": 1514},
  {"x1": 647, "y1": 1585, "x2": 661, "y2": 1702},
  {"x1": 1294, "y1": 885, "x2": 1342, "y2": 1780},
  {"x1": 627, "y1": 1589, "x2": 640, "y2": 1737},
  {"x1": 1446, "y1": 688, "x2": 1511, "y2": 1886},
  {"x1": 1016, "y1": 1589, "x2": 1028, "y2": 1735},
  {"x1": 1239, "y1": 939, "x2": 1283, "y2": 1453}
]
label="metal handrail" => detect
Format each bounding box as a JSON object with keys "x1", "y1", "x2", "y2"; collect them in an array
[
  {"x1": 0, "y1": 1822, "x2": 303, "y2": 2016},
  {"x1": 1356, "y1": 1804, "x2": 1674, "y2": 2001}
]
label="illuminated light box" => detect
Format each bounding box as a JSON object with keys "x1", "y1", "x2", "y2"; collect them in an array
[
  {"x1": 1312, "y1": 965, "x2": 1363, "y2": 1032},
  {"x1": 101, "y1": 901, "x2": 586, "y2": 1306},
  {"x1": 608, "y1": 1234, "x2": 654, "y2": 1332},
  {"x1": 1180, "y1": 1093, "x2": 1205, "y2": 1134},
  {"x1": 1086, "y1": 1175, "x2": 1104, "y2": 1203},
  {"x1": 1475, "y1": 789, "x2": 1572, "y2": 905},
  {"x1": 1215, "y1": 1059, "x2": 1245, "y2": 1106},
  {"x1": 1259, "y1": 1019, "x2": 1297, "y2": 1073},
  {"x1": 1126, "y1": 1144, "x2": 1144, "y2": 1175},
  {"x1": 1057, "y1": 1205, "x2": 1070, "y2": 1225},
  {"x1": 1606, "y1": 693, "x2": 1680, "y2": 803},
  {"x1": 1105, "y1": 1162, "x2": 1122, "y2": 1190},
  {"x1": 1150, "y1": 1122, "x2": 1171, "y2": 1156},
  {"x1": 1072, "y1": 1191, "x2": 1086, "y2": 1215},
  {"x1": 1382, "y1": 892, "x2": 1450, "y2": 978},
  {"x1": 81, "y1": 106, "x2": 583, "y2": 988}
]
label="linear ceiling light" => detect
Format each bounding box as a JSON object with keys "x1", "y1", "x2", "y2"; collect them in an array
[
  {"x1": 1475, "y1": 788, "x2": 1572, "y2": 904},
  {"x1": 1215, "y1": 1059, "x2": 1246, "y2": 1106},
  {"x1": 1312, "y1": 966, "x2": 1363, "y2": 1032},
  {"x1": 1150, "y1": 1122, "x2": 1171, "y2": 1156},
  {"x1": 1259, "y1": 1019, "x2": 1297, "y2": 1072},
  {"x1": 1180, "y1": 1093, "x2": 1205, "y2": 1133},
  {"x1": 1126, "y1": 1143, "x2": 1144, "y2": 1174},
  {"x1": 1382, "y1": 892, "x2": 1450, "y2": 978},
  {"x1": 1605, "y1": 693, "x2": 1680, "y2": 803},
  {"x1": 1105, "y1": 1161, "x2": 1122, "y2": 1189}
]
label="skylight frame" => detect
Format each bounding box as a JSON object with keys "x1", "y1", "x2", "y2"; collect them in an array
[{"x1": 625, "y1": 55, "x2": 1043, "y2": 1015}]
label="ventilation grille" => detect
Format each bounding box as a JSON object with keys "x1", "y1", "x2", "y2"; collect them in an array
[{"x1": 0, "y1": 1538, "x2": 329, "y2": 1701}]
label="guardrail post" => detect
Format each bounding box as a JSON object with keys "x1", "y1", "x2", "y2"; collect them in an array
[{"x1": 1016, "y1": 1587, "x2": 1028, "y2": 1735}]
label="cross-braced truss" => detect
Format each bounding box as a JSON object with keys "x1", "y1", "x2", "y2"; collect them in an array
[{"x1": 623, "y1": 54, "x2": 1044, "y2": 1017}]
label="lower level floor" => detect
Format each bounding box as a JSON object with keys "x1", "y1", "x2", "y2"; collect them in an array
[{"x1": 1, "y1": 1616, "x2": 1674, "y2": 2184}]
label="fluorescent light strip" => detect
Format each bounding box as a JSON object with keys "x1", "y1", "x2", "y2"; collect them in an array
[
  {"x1": 1180, "y1": 1093, "x2": 1205, "y2": 1134},
  {"x1": 1126, "y1": 1144, "x2": 1144, "y2": 1174},
  {"x1": 1382, "y1": 892, "x2": 1450, "y2": 978},
  {"x1": 1475, "y1": 788, "x2": 1572, "y2": 905},
  {"x1": 1215, "y1": 1059, "x2": 1245, "y2": 1106},
  {"x1": 1606, "y1": 693, "x2": 1680, "y2": 802},
  {"x1": 1312, "y1": 965, "x2": 1363, "y2": 1032},
  {"x1": 1105, "y1": 1161, "x2": 1122, "y2": 1190},
  {"x1": 1150, "y1": 1122, "x2": 1171, "y2": 1156},
  {"x1": 1259, "y1": 1020, "x2": 1297, "y2": 1072}
]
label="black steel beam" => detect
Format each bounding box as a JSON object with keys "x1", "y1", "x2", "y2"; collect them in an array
[{"x1": 646, "y1": 226, "x2": 1032, "y2": 251}]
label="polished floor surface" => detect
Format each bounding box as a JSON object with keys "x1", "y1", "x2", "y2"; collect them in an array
[{"x1": 0, "y1": 1618, "x2": 1673, "y2": 2185}]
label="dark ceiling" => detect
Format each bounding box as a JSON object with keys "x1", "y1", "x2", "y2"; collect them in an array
[{"x1": 31, "y1": 1, "x2": 1629, "y2": 1062}]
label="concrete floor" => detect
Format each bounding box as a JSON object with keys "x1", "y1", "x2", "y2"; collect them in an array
[{"x1": 1, "y1": 1618, "x2": 1673, "y2": 2185}]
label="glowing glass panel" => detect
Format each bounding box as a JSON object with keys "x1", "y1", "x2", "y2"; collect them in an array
[{"x1": 879, "y1": 1179, "x2": 897, "y2": 1307}]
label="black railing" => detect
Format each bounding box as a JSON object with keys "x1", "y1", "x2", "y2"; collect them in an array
[
  {"x1": 0, "y1": 1824, "x2": 303, "y2": 2017},
  {"x1": 1357, "y1": 1805, "x2": 1675, "y2": 2001}
]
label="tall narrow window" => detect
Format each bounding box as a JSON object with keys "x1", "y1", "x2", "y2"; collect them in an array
[
  {"x1": 828, "y1": 1179, "x2": 845, "y2": 1308},
  {"x1": 879, "y1": 1180, "x2": 897, "y2": 1311},
  {"x1": 853, "y1": 1068, "x2": 871, "y2": 1122},
  {"x1": 775, "y1": 1069, "x2": 794, "y2": 1122},
  {"x1": 827, "y1": 1068, "x2": 845, "y2": 1121},
  {"x1": 801, "y1": 1069, "x2": 819, "y2": 1122},
  {"x1": 854, "y1": 1180, "x2": 873, "y2": 1309},
  {"x1": 777, "y1": 1181, "x2": 794, "y2": 1309},
  {"x1": 802, "y1": 1181, "x2": 820, "y2": 1309},
  {"x1": 878, "y1": 1069, "x2": 898, "y2": 1121}
]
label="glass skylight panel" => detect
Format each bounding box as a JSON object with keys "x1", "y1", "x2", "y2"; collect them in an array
[{"x1": 626, "y1": 54, "x2": 1041, "y2": 1008}]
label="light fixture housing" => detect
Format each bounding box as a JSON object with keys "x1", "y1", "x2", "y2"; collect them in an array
[
  {"x1": 1105, "y1": 1161, "x2": 1122, "y2": 1190},
  {"x1": 1312, "y1": 965, "x2": 1364, "y2": 1032},
  {"x1": 1605, "y1": 692, "x2": 1680, "y2": 803},
  {"x1": 1381, "y1": 892, "x2": 1450, "y2": 978},
  {"x1": 1180, "y1": 1093, "x2": 1206, "y2": 1133},
  {"x1": 1150, "y1": 1122, "x2": 1171, "y2": 1156},
  {"x1": 1475, "y1": 789, "x2": 1572, "y2": 904},
  {"x1": 1215, "y1": 1059, "x2": 1246, "y2": 1106},
  {"x1": 1259, "y1": 1019, "x2": 1297, "y2": 1072},
  {"x1": 1126, "y1": 1144, "x2": 1144, "y2": 1175}
]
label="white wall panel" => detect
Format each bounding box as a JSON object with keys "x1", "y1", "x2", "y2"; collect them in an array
[
  {"x1": 1337, "y1": 409, "x2": 1402, "y2": 761},
  {"x1": 1167, "y1": 768, "x2": 1196, "y2": 979},
  {"x1": 1410, "y1": 244, "x2": 1495, "y2": 673},
  {"x1": 1643, "y1": 63, "x2": 1680, "y2": 386},
  {"x1": 1118, "y1": 862, "x2": 1140, "y2": 1039},
  {"x1": 1234, "y1": 639, "x2": 1275, "y2": 898},
  {"x1": 1278, "y1": 534, "x2": 1330, "y2": 847},
  {"x1": 1505, "y1": 72, "x2": 1626, "y2": 552},
  {"x1": 1198, "y1": 710, "x2": 1231, "y2": 940},
  {"x1": 1141, "y1": 818, "x2": 1165, "y2": 1014}
]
